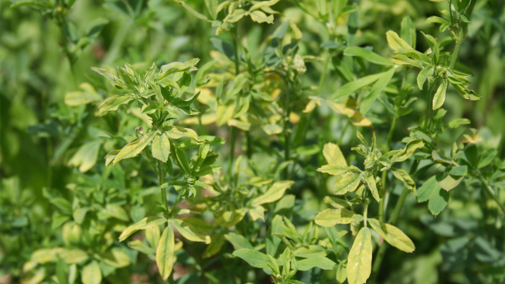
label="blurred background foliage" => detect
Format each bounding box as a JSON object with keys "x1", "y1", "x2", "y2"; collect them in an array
[{"x1": 1, "y1": 0, "x2": 505, "y2": 283}]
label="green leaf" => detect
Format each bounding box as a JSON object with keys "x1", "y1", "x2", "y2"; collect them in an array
[
  {"x1": 165, "y1": 126, "x2": 199, "y2": 141},
  {"x1": 60, "y1": 249, "x2": 89, "y2": 264},
  {"x1": 251, "y1": 181, "x2": 294, "y2": 206},
  {"x1": 157, "y1": 225, "x2": 175, "y2": 280},
  {"x1": 478, "y1": 148, "x2": 497, "y2": 168},
  {"x1": 386, "y1": 30, "x2": 413, "y2": 51},
  {"x1": 225, "y1": 233, "x2": 254, "y2": 250},
  {"x1": 323, "y1": 196, "x2": 350, "y2": 209},
  {"x1": 317, "y1": 164, "x2": 349, "y2": 176},
  {"x1": 152, "y1": 133, "x2": 171, "y2": 162},
  {"x1": 448, "y1": 118, "x2": 470, "y2": 128},
  {"x1": 346, "y1": 227, "x2": 372, "y2": 284},
  {"x1": 334, "y1": 172, "x2": 361, "y2": 195},
  {"x1": 295, "y1": 256, "x2": 336, "y2": 271},
  {"x1": 336, "y1": 262, "x2": 347, "y2": 283},
  {"x1": 421, "y1": 32, "x2": 439, "y2": 63},
  {"x1": 203, "y1": 232, "x2": 227, "y2": 258},
  {"x1": 97, "y1": 95, "x2": 133, "y2": 116},
  {"x1": 119, "y1": 216, "x2": 167, "y2": 242},
  {"x1": 334, "y1": 72, "x2": 384, "y2": 99},
  {"x1": 158, "y1": 58, "x2": 200, "y2": 79},
  {"x1": 173, "y1": 147, "x2": 191, "y2": 174},
  {"x1": 64, "y1": 83, "x2": 102, "y2": 106},
  {"x1": 224, "y1": 9, "x2": 248, "y2": 23},
  {"x1": 391, "y1": 167, "x2": 416, "y2": 195},
  {"x1": 86, "y1": 18, "x2": 108, "y2": 40},
  {"x1": 104, "y1": 204, "x2": 130, "y2": 221},
  {"x1": 344, "y1": 47, "x2": 393, "y2": 66},
  {"x1": 432, "y1": 80, "x2": 447, "y2": 110},
  {"x1": 314, "y1": 208, "x2": 363, "y2": 227},
  {"x1": 401, "y1": 16, "x2": 416, "y2": 48},
  {"x1": 99, "y1": 248, "x2": 131, "y2": 268},
  {"x1": 82, "y1": 261, "x2": 101, "y2": 284},
  {"x1": 417, "y1": 66, "x2": 433, "y2": 90},
  {"x1": 364, "y1": 174, "x2": 380, "y2": 202},
  {"x1": 368, "y1": 218, "x2": 415, "y2": 253},
  {"x1": 249, "y1": 10, "x2": 274, "y2": 23},
  {"x1": 68, "y1": 140, "x2": 101, "y2": 172},
  {"x1": 172, "y1": 219, "x2": 211, "y2": 243},
  {"x1": 417, "y1": 176, "x2": 449, "y2": 216},
  {"x1": 174, "y1": 1, "x2": 209, "y2": 21},
  {"x1": 417, "y1": 176, "x2": 439, "y2": 203},
  {"x1": 293, "y1": 245, "x2": 327, "y2": 258},
  {"x1": 128, "y1": 240, "x2": 156, "y2": 255},
  {"x1": 249, "y1": 206, "x2": 266, "y2": 221},
  {"x1": 449, "y1": 166, "x2": 467, "y2": 176},
  {"x1": 232, "y1": 249, "x2": 271, "y2": 269},
  {"x1": 388, "y1": 139, "x2": 424, "y2": 163},
  {"x1": 322, "y1": 143, "x2": 347, "y2": 166},
  {"x1": 438, "y1": 175, "x2": 464, "y2": 191},
  {"x1": 360, "y1": 68, "x2": 395, "y2": 114},
  {"x1": 428, "y1": 188, "x2": 449, "y2": 216},
  {"x1": 114, "y1": 132, "x2": 156, "y2": 165},
  {"x1": 73, "y1": 207, "x2": 91, "y2": 224}
]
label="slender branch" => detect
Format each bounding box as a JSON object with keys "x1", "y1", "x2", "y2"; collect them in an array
[
  {"x1": 158, "y1": 160, "x2": 168, "y2": 209},
  {"x1": 228, "y1": 126, "x2": 238, "y2": 180},
  {"x1": 337, "y1": 119, "x2": 351, "y2": 146},
  {"x1": 228, "y1": 23, "x2": 241, "y2": 178},
  {"x1": 379, "y1": 115, "x2": 398, "y2": 222},
  {"x1": 371, "y1": 160, "x2": 419, "y2": 282},
  {"x1": 478, "y1": 175, "x2": 505, "y2": 213},
  {"x1": 449, "y1": 41, "x2": 462, "y2": 70}
]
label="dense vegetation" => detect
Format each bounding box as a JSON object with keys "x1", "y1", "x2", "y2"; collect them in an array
[{"x1": 1, "y1": 0, "x2": 505, "y2": 283}]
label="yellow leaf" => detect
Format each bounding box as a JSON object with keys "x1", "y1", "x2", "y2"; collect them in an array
[
  {"x1": 252, "y1": 181, "x2": 294, "y2": 206},
  {"x1": 323, "y1": 143, "x2": 347, "y2": 166},
  {"x1": 82, "y1": 261, "x2": 102, "y2": 284},
  {"x1": 346, "y1": 227, "x2": 372, "y2": 284},
  {"x1": 157, "y1": 225, "x2": 175, "y2": 280},
  {"x1": 368, "y1": 218, "x2": 415, "y2": 253},
  {"x1": 314, "y1": 209, "x2": 363, "y2": 227}
]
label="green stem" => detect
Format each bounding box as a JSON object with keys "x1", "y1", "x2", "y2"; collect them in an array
[
  {"x1": 371, "y1": 160, "x2": 418, "y2": 283},
  {"x1": 370, "y1": 187, "x2": 409, "y2": 283},
  {"x1": 379, "y1": 115, "x2": 397, "y2": 222},
  {"x1": 449, "y1": 41, "x2": 462, "y2": 70},
  {"x1": 424, "y1": 81, "x2": 434, "y2": 131},
  {"x1": 232, "y1": 25, "x2": 240, "y2": 76},
  {"x1": 170, "y1": 191, "x2": 183, "y2": 217},
  {"x1": 246, "y1": 130, "x2": 252, "y2": 158},
  {"x1": 363, "y1": 202, "x2": 369, "y2": 227},
  {"x1": 158, "y1": 160, "x2": 168, "y2": 209},
  {"x1": 478, "y1": 175, "x2": 505, "y2": 213},
  {"x1": 282, "y1": 82, "x2": 291, "y2": 179},
  {"x1": 337, "y1": 120, "x2": 351, "y2": 146},
  {"x1": 228, "y1": 126, "x2": 238, "y2": 181}
]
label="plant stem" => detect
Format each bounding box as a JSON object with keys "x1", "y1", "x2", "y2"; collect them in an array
[
  {"x1": 158, "y1": 160, "x2": 168, "y2": 209},
  {"x1": 232, "y1": 25, "x2": 240, "y2": 76},
  {"x1": 478, "y1": 175, "x2": 505, "y2": 213},
  {"x1": 228, "y1": 24, "x2": 242, "y2": 172},
  {"x1": 246, "y1": 130, "x2": 252, "y2": 158},
  {"x1": 379, "y1": 115, "x2": 398, "y2": 222},
  {"x1": 449, "y1": 41, "x2": 462, "y2": 70},
  {"x1": 282, "y1": 82, "x2": 291, "y2": 179},
  {"x1": 56, "y1": 15, "x2": 77, "y2": 89},
  {"x1": 337, "y1": 120, "x2": 350, "y2": 146},
  {"x1": 371, "y1": 160, "x2": 418, "y2": 283},
  {"x1": 228, "y1": 126, "x2": 237, "y2": 180},
  {"x1": 370, "y1": 187, "x2": 409, "y2": 282},
  {"x1": 170, "y1": 190, "x2": 183, "y2": 217},
  {"x1": 363, "y1": 202, "x2": 369, "y2": 227}
]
